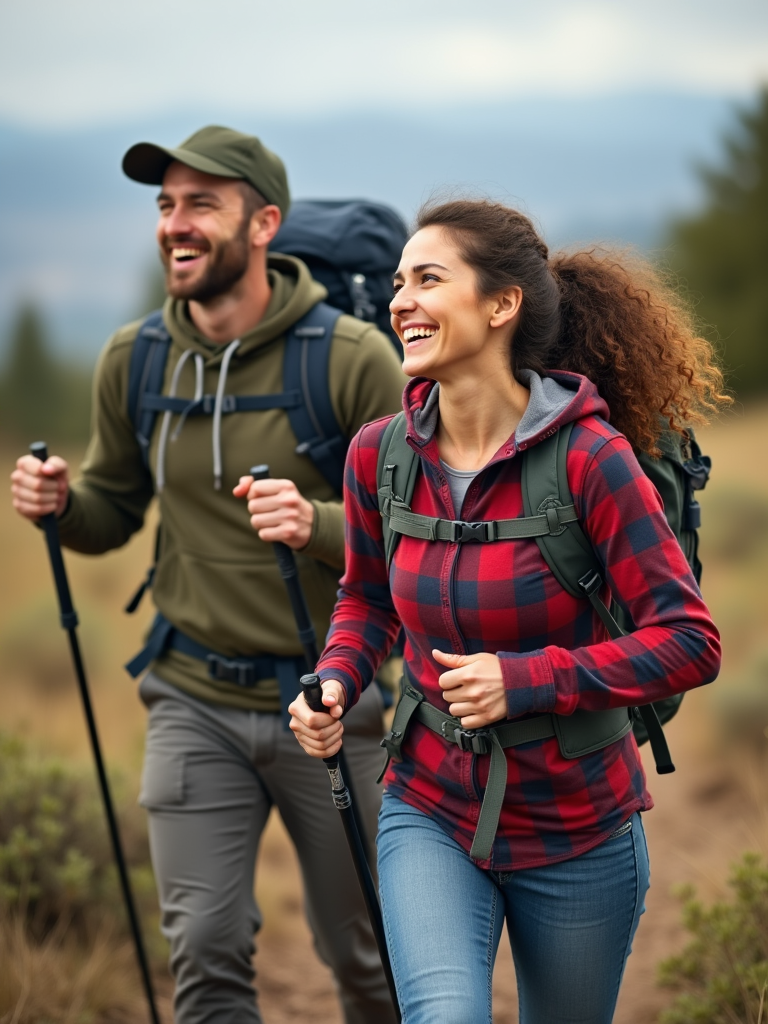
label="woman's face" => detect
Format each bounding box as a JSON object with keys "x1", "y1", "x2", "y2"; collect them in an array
[{"x1": 390, "y1": 225, "x2": 520, "y2": 382}]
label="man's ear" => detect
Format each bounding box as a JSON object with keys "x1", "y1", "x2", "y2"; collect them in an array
[
  {"x1": 251, "y1": 205, "x2": 282, "y2": 248},
  {"x1": 489, "y1": 285, "x2": 523, "y2": 329}
]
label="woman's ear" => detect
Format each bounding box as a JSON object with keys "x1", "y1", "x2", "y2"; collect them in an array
[{"x1": 489, "y1": 285, "x2": 523, "y2": 328}]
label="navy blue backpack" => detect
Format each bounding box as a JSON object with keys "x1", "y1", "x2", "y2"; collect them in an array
[{"x1": 272, "y1": 199, "x2": 407, "y2": 350}]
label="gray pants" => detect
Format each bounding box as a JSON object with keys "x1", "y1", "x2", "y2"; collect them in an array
[{"x1": 138, "y1": 672, "x2": 396, "y2": 1024}]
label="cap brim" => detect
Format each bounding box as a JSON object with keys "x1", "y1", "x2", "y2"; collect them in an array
[{"x1": 122, "y1": 142, "x2": 244, "y2": 185}]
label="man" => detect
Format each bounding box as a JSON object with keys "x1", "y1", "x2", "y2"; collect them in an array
[{"x1": 11, "y1": 126, "x2": 405, "y2": 1024}]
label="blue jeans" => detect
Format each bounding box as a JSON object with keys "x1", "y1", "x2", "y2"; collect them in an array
[{"x1": 377, "y1": 793, "x2": 649, "y2": 1024}]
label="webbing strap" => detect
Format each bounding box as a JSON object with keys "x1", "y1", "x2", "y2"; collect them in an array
[
  {"x1": 413, "y1": 702, "x2": 556, "y2": 862},
  {"x1": 124, "y1": 613, "x2": 305, "y2": 729},
  {"x1": 386, "y1": 502, "x2": 579, "y2": 544},
  {"x1": 139, "y1": 392, "x2": 304, "y2": 415},
  {"x1": 378, "y1": 683, "x2": 424, "y2": 782}
]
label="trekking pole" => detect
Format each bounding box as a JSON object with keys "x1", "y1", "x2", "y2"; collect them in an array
[
  {"x1": 248, "y1": 464, "x2": 370, "y2": 855},
  {"x1": 300, "y1": 672, "x2": 400, "y2": 1020},
  {"x1": 29, "y1": 442, "x2": 161, "y2": 1024}
]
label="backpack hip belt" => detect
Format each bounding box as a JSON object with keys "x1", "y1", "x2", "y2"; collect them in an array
[
  {"x1": 379, "y1": 671, "x2": 633, "y2": 862},
  {"x1": 125, "y1": 612, "x2": 306, "y2": 728}
]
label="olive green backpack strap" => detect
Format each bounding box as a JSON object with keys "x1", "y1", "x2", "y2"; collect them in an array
[
  {"x1": 376, "y1": 412, "x2": 421, "y2": 568},
  {"x1": 521, "y1": 424, "x2": 674, "y2": 774},
  {"x1": 521, "y1": 425, "x2": 617, "y2": 627}
]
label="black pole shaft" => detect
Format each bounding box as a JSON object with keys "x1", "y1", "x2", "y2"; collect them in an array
[
  {"x1": 30, "y1": 442, "x2": 161, "y2": 1024},
  {"x1": 248, "y1": 464, "x2": 370, "y2": 855},
  {"x1": 301, "y1": 674, "x2": 400, "y2": 1019}
]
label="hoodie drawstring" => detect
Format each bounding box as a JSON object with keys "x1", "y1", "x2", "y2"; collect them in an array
[
  {"x1": 156, "y1": 349, "x2": 204, "y2": 493},
  {"x1": 213, "y1": 339, "x2": 241, "y2": 490},
  {"x1": 155, "y1": 341, "x2": 240, "y2": 493}
]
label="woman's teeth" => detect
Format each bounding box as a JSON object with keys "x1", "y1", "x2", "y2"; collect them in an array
[{"x1": 403, "y1": 327, "x2": 438, "y2": 342}]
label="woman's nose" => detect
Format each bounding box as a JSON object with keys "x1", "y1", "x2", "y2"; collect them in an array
[{"x1": 390, "y1": 288, "x2": 415, "y2": 317}]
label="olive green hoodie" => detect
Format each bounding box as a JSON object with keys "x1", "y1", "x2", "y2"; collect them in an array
[{"x1": 57, "y1": 255, "x2": 406, "y2": 710}]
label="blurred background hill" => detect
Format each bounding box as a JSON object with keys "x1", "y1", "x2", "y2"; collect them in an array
[{"x1": 0, "y1": 93, "x2": 735, "y2": 363}]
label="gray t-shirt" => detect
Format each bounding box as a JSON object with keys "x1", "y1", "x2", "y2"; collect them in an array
[{"x1": 440, "y1": 460, "x2": 480, "y2": 517}]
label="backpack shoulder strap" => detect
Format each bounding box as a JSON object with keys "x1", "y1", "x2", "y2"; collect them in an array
[
  {"x1": 521, "y1": 424, "x2": 625, "y2": 641},
  {"x1": 127, "y1": 309, "x2": 172, "y2": 468},
  {"x1": 521, "y1": 424, "x2": 596, "y2": 594},
  {"x1": 522, "y1": 425, "x2": 674, "y2": 772},
  {"x1": 376, "y1": 411, "x2": 419, "y2": 567},
  {"x1": 283, "y1": 302, "x2": 347, "y2": 495}
]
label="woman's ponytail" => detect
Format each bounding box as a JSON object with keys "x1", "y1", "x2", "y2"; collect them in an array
[
  {"x1": 416, "y1": 200, "x2": 731, "y2": 454},
  {"x1": 548, "y1": 250, "x2": 730, "y2": 453}
]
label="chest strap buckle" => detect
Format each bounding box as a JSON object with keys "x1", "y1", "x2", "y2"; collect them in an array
[{"x1": 449, "y1": 521, "x2": 496, "y2": 543}]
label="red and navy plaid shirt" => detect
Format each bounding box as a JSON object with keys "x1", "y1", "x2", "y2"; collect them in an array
[{"x1": 317, "y1": 372, "x2": 721, "y2": 870}]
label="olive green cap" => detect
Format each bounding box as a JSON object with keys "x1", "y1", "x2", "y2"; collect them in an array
[{"x1": 122, "y1": 125, "x2": 290, "y2": 217}]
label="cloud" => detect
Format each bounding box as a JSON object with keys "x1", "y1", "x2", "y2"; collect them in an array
[{"x1": 0, "y1": 0, "x2": 766, "y2": 127}]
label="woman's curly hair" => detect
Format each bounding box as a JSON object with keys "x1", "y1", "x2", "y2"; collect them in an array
[{"x1": 416, "y1": 200, "x2": 731, "y2": 454}]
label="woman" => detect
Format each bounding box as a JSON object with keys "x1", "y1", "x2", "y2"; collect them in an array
[{"x1": 289, "y1": 200, "x2": 726, "y2": 1024}]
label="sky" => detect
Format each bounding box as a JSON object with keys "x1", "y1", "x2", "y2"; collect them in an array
[
  {"x1": 1, "y1": 0, "x2": 767, "y2": 129},
  {"x1": 0, "y1": 0, "x2": 766, "y2": 358}
]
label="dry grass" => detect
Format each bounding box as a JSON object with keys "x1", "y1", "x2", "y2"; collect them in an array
[
  {"x1": 1, "y1": 402, "x2": 768, "y2": 1023},
  {"x1": 0, "y1": 914, "x2": 168, "y2": 1024}
]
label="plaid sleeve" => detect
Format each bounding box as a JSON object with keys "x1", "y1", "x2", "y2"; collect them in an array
[
  {"x1": 315, "y1": 419, "x2": 402, "y2": 710},
  {"x1": 499, "y1": 434, "x2": 721, "y2": 718}
]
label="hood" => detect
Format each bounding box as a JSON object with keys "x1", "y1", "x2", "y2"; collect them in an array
[
  {"x1": 402, "y1": 369, "x2": 610, "y2": 459},
  {"x1": 162, "y1": 253, "x2": 327, "y2": 363}
]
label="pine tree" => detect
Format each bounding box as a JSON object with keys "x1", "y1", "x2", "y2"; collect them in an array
[
  {"x1": 668, "y1": 89, "x2": 768, "y2": 395},
  {"x1": 0, "y1": 304, "x2": 61, "y2": 443}
]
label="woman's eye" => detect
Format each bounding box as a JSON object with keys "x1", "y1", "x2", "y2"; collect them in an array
[
  {"x1": 392, "y1": 283, "x2": 402, "y2": 295},
  {"x1": 422, "y1": 273, "x2": 439, "y2": 283}
]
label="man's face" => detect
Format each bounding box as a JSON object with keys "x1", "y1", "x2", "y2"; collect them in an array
[{"x1": 156, "y1": 162, "x2": 254, "y2": 302}]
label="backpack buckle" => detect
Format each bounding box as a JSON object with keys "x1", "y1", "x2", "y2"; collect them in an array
[
  {"x1": 449, "y1": 521, "x2": 495, "y2": 543},
  {"x1": 578, "y1": 570, "x2": 603, "y2": 597},
  {"x1": 207, "y1": 654, "x2": 256, "y2": 687},
  {"x1": 380, "y1": 727, "x2": 404, "y2": 762},
  {"x1": 443, "y1": 723, "x2": 492, "y2": 754}
]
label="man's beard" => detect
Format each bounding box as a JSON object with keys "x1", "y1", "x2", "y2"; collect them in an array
[{"x1": 163, "y1": 216, "x2": 250, "y2": 303}]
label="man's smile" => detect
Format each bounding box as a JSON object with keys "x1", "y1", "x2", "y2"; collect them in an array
[{"x1": 171, "y1": 246, "x2": 207, "y2": 263}]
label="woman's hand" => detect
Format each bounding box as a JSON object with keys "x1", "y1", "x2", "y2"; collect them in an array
[
  {"x1": 289, "y1": 680, "x2": 346, "y2": 758},
  {"x1": 433, "y1": 650, "x2": 507, "y2": 729},
  {"x1": 232, "y1": 476, "x2": 314, "y2": 549}
]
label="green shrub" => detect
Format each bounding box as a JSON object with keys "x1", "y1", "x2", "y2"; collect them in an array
[
  {"x1": 0, "y1": 732, "x2": 165, "y2": 1023},
  {"x1": 659, "y1": 852, "x2": 768, "y2": 1023},
  {"x1": 0, "y1": 732, "x2": 159, "y2": 953}
]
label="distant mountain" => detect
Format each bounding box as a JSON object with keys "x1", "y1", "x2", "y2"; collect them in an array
[{"x1": 0, "y1": 94, "x2": 737, "y2": 362}]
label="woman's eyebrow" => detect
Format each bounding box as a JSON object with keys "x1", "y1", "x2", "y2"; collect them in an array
[{"x1": 393, "y1": 262, "x2": 449, "y2": 280}]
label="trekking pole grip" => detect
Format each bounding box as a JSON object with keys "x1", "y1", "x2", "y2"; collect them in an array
[
  {"x1": 249, "y1": 464, "x2": 320, "y2": 665},
  {"x1": 30, "y1": 440, "x2": 49, "y2": 463},
  {"x1": 29, "y1": 441, "x2": 78, "y2": 630},
  {"x1": 249, "y1": 464, "x2": 297, "y2": 577},
  {"x1": 301, "y1": 673, "x2": 343, "y2": 775},
  {"x1": 300, "y1": 672, "x2": 325, "y2": 713}
]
